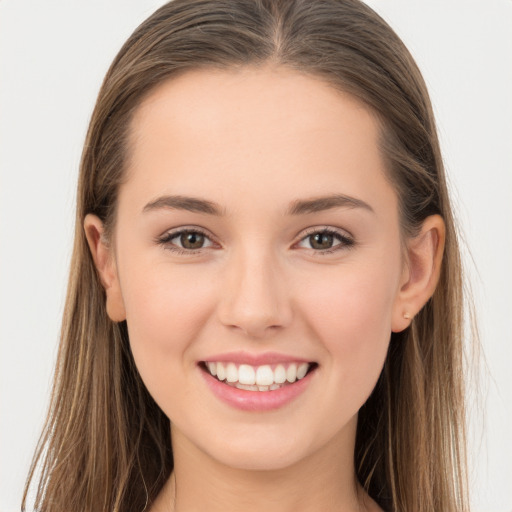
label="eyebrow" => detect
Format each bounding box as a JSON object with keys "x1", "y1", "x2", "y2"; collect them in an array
[
  {"x1": 143, "y1": 195, "x2": 227, "y2": 215},
  {"x1": 142, "y1": 193, "x2": 374, "y2": 216},
  {"x1": 287, "y1": 194, "x2": 374, "y2": 215}
]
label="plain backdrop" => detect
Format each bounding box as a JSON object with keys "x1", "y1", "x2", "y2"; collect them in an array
[{"x1": 1, "y1": 1, "x2": 511, "y2": 511}]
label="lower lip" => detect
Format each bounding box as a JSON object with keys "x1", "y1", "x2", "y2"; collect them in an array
[{"x1": 199, "y1": 365, "x2": 316, "y2": 411}]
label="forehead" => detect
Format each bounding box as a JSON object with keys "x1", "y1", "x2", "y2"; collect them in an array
[
  {"x1": 128, "y1": 65, "x2": 380, "y2": 160},
  {"x1": 122, "y1": 66, "x2": 396, "y2": 219}
]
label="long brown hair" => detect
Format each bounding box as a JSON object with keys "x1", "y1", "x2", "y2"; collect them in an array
[{"x1": 23, "y1": 1, "x2": 470, "y2": 510}]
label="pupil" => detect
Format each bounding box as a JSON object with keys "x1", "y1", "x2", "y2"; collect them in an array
[
  {"x1": 181, "y1": 232, "x2": 204, "y2": 249},
  {"x1": 311, "y1": 233, "x2": 333, "y2": 250}
]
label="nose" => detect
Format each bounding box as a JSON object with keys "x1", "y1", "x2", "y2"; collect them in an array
[{"x1": 216, "y1": 247, "x2": 293, "y2": 339}]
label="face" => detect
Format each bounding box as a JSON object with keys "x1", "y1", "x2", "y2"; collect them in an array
[{"x1": 101, "y1": 67, "x2": 410, "y2": 470}]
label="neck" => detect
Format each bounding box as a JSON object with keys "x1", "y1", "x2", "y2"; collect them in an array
[{"x1": 152, "y1": 417, "x2": 379, "y2": 512}]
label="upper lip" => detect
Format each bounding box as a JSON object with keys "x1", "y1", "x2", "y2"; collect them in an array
[{"x1": 201, "y1": 351, "x2": 314, "y2": 366}]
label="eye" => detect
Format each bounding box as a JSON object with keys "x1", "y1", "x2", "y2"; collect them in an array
[
  {"x1": 156, "y1": 226, "x2": 354, "y2": 256},
  {"x1": 157, "y1": 228, "x2": 215, "y2": 254},
  {"x1": 296, "y1": 227, "x2": 354, "y2": 255}
]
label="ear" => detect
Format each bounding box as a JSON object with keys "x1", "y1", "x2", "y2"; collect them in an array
[
  {"x1": 391, "y1": 214, "x2": 445, "y2": 332},
  {"x1": 84, "y1": 214, "x2": 126, "y2": 322}
]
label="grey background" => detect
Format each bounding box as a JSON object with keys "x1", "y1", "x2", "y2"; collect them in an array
[{"x1": 1, "y1": 1, "x2": 511, "y2": 510}]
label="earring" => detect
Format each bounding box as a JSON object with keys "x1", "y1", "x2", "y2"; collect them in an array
[{"x1": 403, "y1": 312, "x2": 411, "y2": 320}]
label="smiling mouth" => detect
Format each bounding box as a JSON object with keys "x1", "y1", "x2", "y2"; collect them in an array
[{"x1": 200, "y1": 361, "x2": 318, "y2": 392}]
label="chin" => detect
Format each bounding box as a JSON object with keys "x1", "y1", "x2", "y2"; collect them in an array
[
  {"x1": 211, "y1": 448, "x2": 304, "y2": 472},
  {"x1": 199, "y1": 429, "x2": 313, "y2": 472}
]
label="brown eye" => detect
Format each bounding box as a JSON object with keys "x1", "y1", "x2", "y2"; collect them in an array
[
  {"x1": 180, "y1": 231, "x2": 206, "y2": 249},
  {"x1": 309, "y1": 232, "x2": 336, "y2": 250},
  {"x1": 297, "y1": 228, "x2": 355, "y2": 255},
  {"x1": 157, "y1": 228, "x2": 215, "y2": 254}
]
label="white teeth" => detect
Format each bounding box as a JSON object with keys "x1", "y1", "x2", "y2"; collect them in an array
[
  {"x1": 235, "y1": 383, "x2": 259, "y2": 391},
  {"x1": 207, "y1": 361, "x2": 217, "y2": 376},
  {"x1": 297, "y1": 362, "x2": 309, "y2": 380},
  {"x1": 286, "y1": 364, "x2": 297, "y2": 383},
  {"x1": 216, "y1": 362, "x2": 226, "y2": 381},
  {"x1": 238, "y1": 364, "x2": 256, "y2": 385},
  {"x1": 255, "y1": 365, "x2": 274, "y2": 386},
  {"x1": 226, "y1": 362, "x2": 238, "y2": 383},
  {"x1": 274, "y1": 364, "x2": 286, "y2": 384},
  {"x1": 205, "y1": 361, "x2": 312, "y2": 388}
]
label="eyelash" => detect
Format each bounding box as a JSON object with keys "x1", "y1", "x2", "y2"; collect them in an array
[
  {"x1": 299, "y1": 227, "x2": 355, "y2": 255},
  {"x1": 156, "y1": 226, "x2": 355, "y2": 256}
]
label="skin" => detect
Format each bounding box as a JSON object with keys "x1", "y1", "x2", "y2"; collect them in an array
[{"x1": 85, "y1": 66, "x2": 445, "y2": 512}]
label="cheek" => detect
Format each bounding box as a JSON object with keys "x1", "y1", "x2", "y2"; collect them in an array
[
  {"x1": 118, "y1": 258, "x2": 215, "y2": 399},
  {"x1": 300, "y1": 260, "x2": 399, "y2": 393}
]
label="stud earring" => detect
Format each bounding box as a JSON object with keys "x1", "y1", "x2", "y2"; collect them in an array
[{"x1": 403, "y1": 312, "x2": 411, "y2": 320}]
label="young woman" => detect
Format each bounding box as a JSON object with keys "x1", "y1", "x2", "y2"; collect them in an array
[{"x1": 23, "y1": 1, "x2": 470, "y2": 511}]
